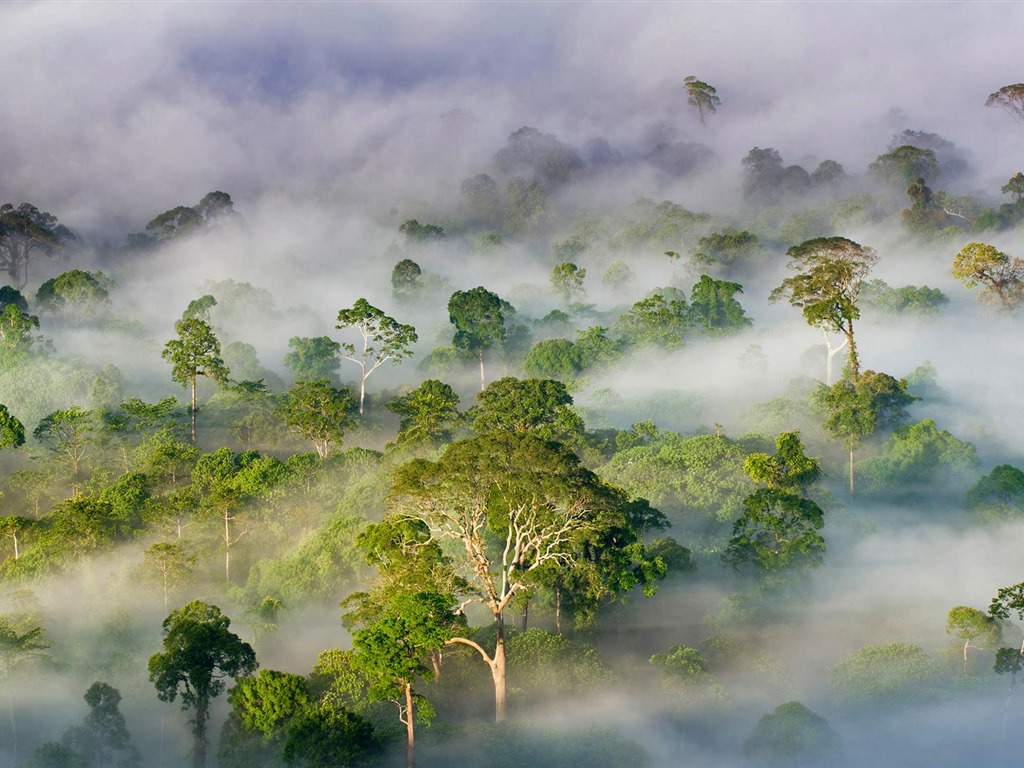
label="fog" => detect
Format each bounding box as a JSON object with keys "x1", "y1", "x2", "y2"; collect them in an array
[{"x1": 3, "y1": 2, "x2": 1024, "y2": 767}]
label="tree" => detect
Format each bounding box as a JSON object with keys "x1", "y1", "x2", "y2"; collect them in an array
[
  {"x1": 141, "y1": 542, "x2": 196, "y2": 609},
  {"x1": 951, "y1": 242, "x2": 1024, "y2": 312},
  {"x1": 0, "y1": 203, "x2": 74, "y2": 289},
  {"x1": 815, "y1": 370, "x2": 916, "y2": 494},
  {"x1": 614, "y1": 289, "x2": 689, "y2": 349},
  {"x1": 503, "y1": 177, "x2": 549, "y2": 239},
  {"x1": 336, "y1": 298, "x2": 418, "y2": 415},
  {"x1": 869, "y1": 145, "x2": 938, "y2": 189},
  {"x1": 162, "y1": 318, "x2": 230, "y2": 443},
  {"x1": 386, "y1": 433, "x2": 631, "y2": 721},
  {"x1": 688, "y1": 274, "x2": 752, "y2": 334},
  {"x1": 33, "y1": 407, "x2": 95, "y2": 480},
  {"x1": 276, "y1": 379, "x2": 355, "y2": 458},
  {"x1": 128, "y1": 192, "x2": 240, "y2": 248},
  {"x1": 346, "y1": 591, "x2": 454, "y2": 768},
  {"x1": 741, "y1": 147, "x2": 784, "y2": 205},
  {"x1": 1002, "y1": 172, "x2": 1024, "y2": 202},
  {"x1": 724, "y1": 432, "x2": 825, "y2": 576},
  {"x1": 385, "y1": 380, "x2": 461, "y2": 445},
  {"x1": 284, "y1": 336, "x2": 342, "y2": 384},
  {"x1": 770, "y1": 236, "x2": 878, "y2": 379},
  {"x1": 391, "y1": 259, "x2": 424, "y2": 302},
  {"x1": 471, "y1": 377, "x2": 584, "y2": 445},
  {"x1": 744, "y1": 701, "x2": 841, "y2": 768},
  {"x1": 683, "y1": 75, "x2": 721, "y2": 126},
  {"x1": 966, "y1": 464, "x2": 1024, "y2": 523},
  {"x1": 0, "y1": 615, "x2": 49, "y2": 765},
  {"x1": 0, "y1": 302, "x2": 41, "y2": 361},
  {"x1": 550, "y1": 262, "x2": 586, "y2": 303},
  {"x1": 62, "y1": 681, "x2": 140, "y2": 768},
  {"x1": 830, "y1": 642, "x2": 941, "y2": 703},
  {"x1": 148, "y1": 601, "x2": 257, "y2": 768},
  {"x1": 398, "y1": 219, "x2": 445, "y2": 243},
  {"x1": 947, "y1": 606, "x2": 1002, "y2": 675},
  {"x1": 447, "y1": 287, "x2": 508, "y2": 390},
  {"x1": 0, "y1": 404, "x2": 25, "y2": 449},
  {"x1": 691, "y1": 229, "x2": 761, "y2": 279},
  {"x1": 986, "y1": 83, "x2": 1024, "y2": 122},
  {"x1": 523, "y1": 339, "x2": 585, "y2": 383},
  {"x1": 35, "y1": 270, "x2": 113, "y2": 322}
]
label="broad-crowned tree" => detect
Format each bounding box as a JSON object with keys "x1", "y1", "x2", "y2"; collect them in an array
[
  {"x1": 951, "y1": 242, "x2": 1024, "y2": 313},
  {"x1": 148, "y1": 601, "x2": 257, "y2": 768},
  {"x1": 385, "y1": 380, "x2": 461, "y2": 446},
  {"x1": 0, "y1": 203, "x2": 74, "y2": 289},
  {"x1": 771, "y1": 236, "x2": 878, "y2": 379},
  {"x1": 336, "y1": 299, "x2": 417, "y2": 415},
  {"x1": 284, "y1": 336, "x2": 342, "y2": 384},
  {"x1": 276, "y1": 379, "x2": 355, "y2": 459},
  {"x1": 986, "y1": 83, "x2": 1024, "y2": 123}
]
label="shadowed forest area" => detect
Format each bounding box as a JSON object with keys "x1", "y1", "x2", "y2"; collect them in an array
[{"x1": 2, "y1": 3, "x2": 1024, "y2": 768}]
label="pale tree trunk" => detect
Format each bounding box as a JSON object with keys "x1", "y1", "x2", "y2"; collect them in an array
[
  {"x1": 358, "y1": 371, "x2": 367, "y2": 416},
  {"x1": 478, "y1": 349, "x2": 486, "y2": 391},
  {"x1": 404, "y1": 682, "x2": 415, "y2": 768},
  {"x1": 821, "y1": 329, "x2": 848, "y2": 385},
  {"x1": 555, "y1": 584, "x2": 562, "y2": 636},
  {"x1": 848, "y1": 444, "x2": 855, "y2": 495},
  {"x1": 190, "y1": 375, "x2": 197, "y2": 445},
  {"x1": 491, "y1": 615, "x2": 507, "y2": 722}
]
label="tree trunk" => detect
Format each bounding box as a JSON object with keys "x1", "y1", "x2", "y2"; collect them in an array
[
  {"x1": 555, "y1": 585, "x2": 562, "y2": 636},
  {"x1": 491, "y1": 615, "x2": 507, "y2": 722},
  {"x1": 190, "y1": 375, "x2": 197, "y2": 445},
  {"x1": 405, "y1": 682, "x2": 415, "y2": 768},
  {"x1": 848, "y1": 444, "x2": 855, "y2": 495},
  {"x1": 224, "y1": 510, "x2": 231, "y2": 585},
  {"x1": 192, "y1": 698, "x2": 209, "y2": 768},
  {"x1": 359, "y1": 374, "x2": 366, "y2": 416},
  {"x1": 478, "y1": 349, "x2": 486, "y2": 391},
  {"x1": 521, "y1": 600, "x2": 529, "y2": 631}
]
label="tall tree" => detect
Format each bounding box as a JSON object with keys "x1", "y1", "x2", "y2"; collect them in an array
[
  {"x1": 683, "y1": 75, "x2": 721, "y2": 126},
  {"x1": 0, "y1": 203, "x2": 74, "y2": 289},
  {"x1": 447, "y1": 287, "x2": 508, "y2": 390},
  {"x1": 0, "y1": 615, "x2": 49, "y2": 765},
  {"x1": 276, "y1": 379, "x2": 355, "y2": 459},
  {"x1": 986, "y1": 83, "x2": 1024, "y2": 123},
  {"x1": 688, "y1": 274, "x2": 752, "y2": 334},
  {"x1": 770, "y1": 236, "x2": 878, "y2": 380},
  {"x1": 62, "y1": 681, "x2": 141, "y2": 768},
  {"x1": 385, "y1": 380, "x2": 461, "y2": 446},
  {"x1": 951, "y1": 242, "x2": 1024, "y2": 312},
  {"x1": 33, "y1": 407, "x2": 95, "y2": 481},
  {"x1": 386, "y1": 433, "x2": 627, "y2": 722},
  {"x1": 284, "y1": 336, "x2": 342, "y2": 385},
  {"x1": 162, "y1": 318, "x2": 230, "y2": 443},
  {"x1": 336, "y1": 299, "x2": 418, "y2": 415},
  {"x1": 148, "y1": 601, "x2": 257, "y2": 768},
  {"x1": 550, "y1": 262, "x2": 586, "y2": 303}
]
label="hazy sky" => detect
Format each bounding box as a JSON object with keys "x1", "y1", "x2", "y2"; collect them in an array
[{"x1": 2, "y1": 1, "x2": 1022, "y2": 238}]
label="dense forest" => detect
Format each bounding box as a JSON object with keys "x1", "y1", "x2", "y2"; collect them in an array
[{"x1": 3, "y1": 4, "x2": 1024, "y2": 768}]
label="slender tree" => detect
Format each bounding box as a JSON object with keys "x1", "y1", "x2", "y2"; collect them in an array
[
  {"x1": 684, "y1": 75, "x2": 721, "y2": 126},
  {"x1": 336, "y1": 298, "x2": 418, "y2": 415},
  {"x1": 447, "y1": 287, "x2": 508, "y2": 390},
  {"x1": 162, "y1": 318, "x2": 230, "y2": 443}
]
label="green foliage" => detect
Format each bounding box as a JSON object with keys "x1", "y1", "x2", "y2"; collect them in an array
[
  {"x1": 869, "y1": 145, "x2": 938, "y2": 188},
  {"x1": 830, "y1": 642, "x2": 942, "y2": 703},
  {"x1": 0, "y1": 404, "x2": 25, "y2": 448},
  {"x1": 336, "y1": 298, "x2": 418, "y2": 414},
  {"x1": 282, "y1": 702, "x2": 380, "y2": 768},
  {"x1": 744, "y1": 701, "x2": 841, "y2": 768},
  {"x1": 0, "y1": 203, "x2": 74, "y2": 289},
  {"x1": 614, "y1": 289, "x2": 689, "y2": 349},
  {"x1": 551, "y1": 262, "x2": 587, "y2": 303},
  {"x1": 33, "y1": 406, "x2": 96, "y2": 477},
  {"x1": 229, "y1": 670, "x2": 311, "y2": 741},
  {"x1": 741, "y1": 147, "x2": 785, "y2": 205},
  {"x1": 128, "y1": 192, "x2": 239, "y2": 248},
  {"x1": 276, "y1": 379, "x2": 355, "y2": 458},
  {"x1": 946, "y1": 605, "x2": 1002, "y2": 674},
  {"x1": 858, "y1": 418, "x2": 978, "y2": 499},
  {"x1": 35, "y1": 270, "x2": 113, "y2": 320},
  {"x1": 692, "y1": 229, "x2": 761, "y2": 277},
  {"x1": 951, "y1": 241, "x2": 1024, "y2": 312},
  {"x1": 162, "y1": 317, "x2": 229, "y2": 440},
  {"x1": 684, "y1": 75, "x2": 721, "y2": 125},
  {"x1": 148, "y1": 601, "x2": 257, "y2": 768},
  {"x1": 723, "y1": 488, "x2": 825, "y2": 573},
  {"x1": 985, "y1": 83, "x2": 1024, "y2": 122},
  {"x1": 390, "y1": 258, "x2": 423, "y2": 301},
  {"x1": 771, "y1": 236, "x2": 878, "y2": 377},
  {"x1": 966, "y1": 464, "x2": 1024, "y2": 523},
  {"x1": 601, "y1": 259, "x2": 633, "y2": 289},
  {"x1": 650, "y1": 644, "x2": 712, "y2": 685},
  {"x1": 688, "y1": 274, "x2": 752, "y2": 334},
  {"x1": 742, "y1": 432, "x2": 822, "y2": 493},
  {"x1": 398, "y1": 218, "x2": 445, "y2": 242},
  {"x1": 506, "y1": 628, "x2": 612, "y2": 698},
  {"x1": 61, "y1": 681, "x2": 140, "y2": 768},
  {"x1": 860, "y1": 279, "x2": 948, "y2": 317},
  {"x1": 471, "y1": 377, "x2": 584, "y2": 444},
  {"x1": 503, "y1": 177, "x2": 549, "y2": 239},
  {"x1": 523, "y1": 339, "x2": 585, "y2": 383},
  {"x1": 385, "y1": 379, "x2": 461, "y2": 445}
]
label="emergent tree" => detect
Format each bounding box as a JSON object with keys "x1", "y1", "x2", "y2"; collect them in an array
[
  {"x1": 336, "y1": 298, "x2": 418, "y2": 415},
  {"x1": 162, "y1": 318, "x2": 230, "y2": 443}
]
